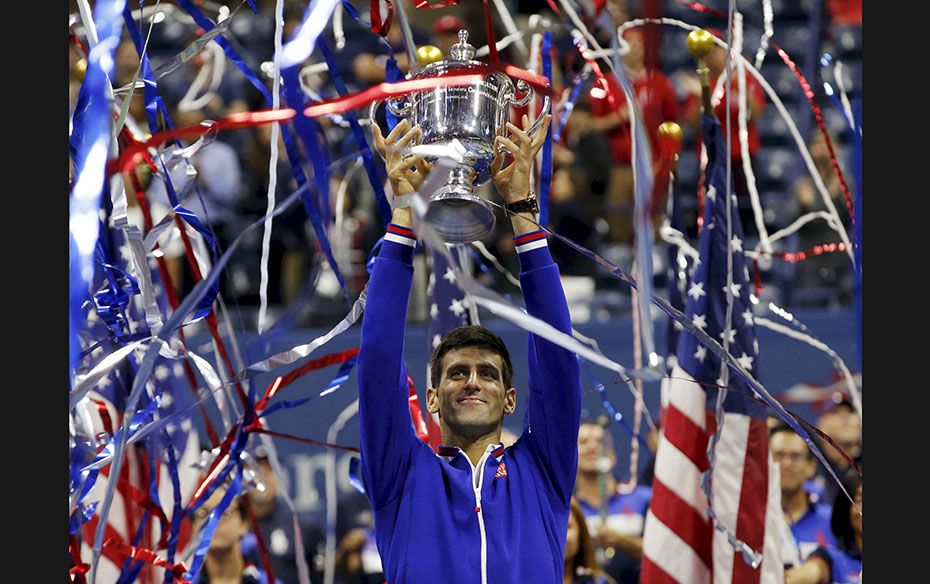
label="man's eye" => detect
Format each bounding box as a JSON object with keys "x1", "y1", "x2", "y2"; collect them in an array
[
  {"x1": 449, "y1": 370, "x2": 465, "y2": 379},
  {"x1": 479, "y1": 370, "x2": 496, "y2": 379}
]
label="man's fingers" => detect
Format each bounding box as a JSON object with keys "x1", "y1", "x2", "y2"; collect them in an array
[
  {"x1": 385, "y1": 118, "x2": 409, "y2": 143},
  {"x1": 530, "y1": 114, "x2": 552, "y2": 156},
  {"x1": 490, "y1": 149, "x2": 504, "y2": 175},
  {"x1": 396, "y1": 124, "x2": 420, "y2": 148},
  {"x1": 497, "y1": 135, "x2": 521, "y2": 155},
  {"x1": 505, "y1": 122, "x2": 531, "y2": 147}
]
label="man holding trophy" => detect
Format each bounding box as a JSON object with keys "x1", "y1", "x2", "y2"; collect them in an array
[{"x1": 356, "y1": 28, "x2": 583, "y2": 584}]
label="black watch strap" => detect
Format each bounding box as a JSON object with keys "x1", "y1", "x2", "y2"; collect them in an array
[{"x1": 503, "y1": 193, "x2": 539, "y2": 215}]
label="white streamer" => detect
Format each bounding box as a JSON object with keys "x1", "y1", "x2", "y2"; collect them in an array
[{"x1": 258, "y1": 0, "x2": 286, "y2": 334}]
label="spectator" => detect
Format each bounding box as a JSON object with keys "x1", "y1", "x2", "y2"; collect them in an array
[
  {"x1": 786, "y1": 470, "x2": 862, "y2": 584},
  {"x1": 191, "y1": 481, "x2": 280, "y2": 584},
  {"x1": 810, "y1": 400, "x2": 861, "y2": 504},
  {"x1": 787, "y1": 131, "x2": 853, "y2": 304},
  {"x1": 582, "y1": 28, "x2": 680, "y2": 245},
  {"x1": 350, "y1": 17, "x2": 430, "y2": 86},
  {"x1": 244, "y1": 447, "x2": 325, "y2": 584},
  {"x1": 681, "y1": 28, "x2": 766, "y2": 236},
  {"x1": 565, "y1": 498, "x2": 618, "y2": 584},
  {"x1": 575, "y1": 422, "x2": 651, "y2": 584},
  {"x1": 334, "y1": 490, "x2": 383, "y2": 584},
  {"x1": 549, "y1": 164, "x2": 601, "y2": 276},
  {"x1": 770, "y1": 423, "x2": 837, "y2": 560}
]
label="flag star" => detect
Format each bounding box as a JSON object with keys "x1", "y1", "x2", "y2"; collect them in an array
[
  {"x1": 99, "y1": 208, "x2": 108, "y2": 221},
  {"x1": 160, "y1": 392, "x2": 174, "y2": 408},
  {"x1": 743, "y1": 266, "x2": 750, "y2": 281},
  {"x1": 449, "y1": 298, "x2": 466, "y2": 317},
  {"x1": 432, "y1": 334, "x2": 442, "y2": 349},
  {"x1": 706, "y1": 186, "x2": 717, "y2": 201},
  {"x1": 692, "y1": 313, "x2": 707, "y2": 331},
  {"x1": 97, "y1": 375, "x2": 113, "y2": 389},
  {"x1": 719, "y1": 328, "x2": 737, "y2": 344},
  {"x1": 694, "y1": 345, "x2": 707, "y2": 362},
  {"x1": 673, "y1": 320, "x2": 683, "y2": 331},
  {"x1": 688, "y1": 281, "x2": 706, "y2": 301},
  {"x1": 722, "y1": 282, "x2": 742, "y2": 296},
  {"x1": 443, "y1": 267, "x2": 456, "y2": 284},
  {"x1": 730, "y1": 236, "x2": 743, "y2": 253},
  {"x1": 154, "y1": 365, "x2": 170, "y2": 381},
  {"x1": 742, "y1": 309, "x2": 754, "y2": 326},
  {"x1": 173, "y1": 362, "x2": 185, "y2": 378},
  {"x1": 753, "y1": 338, "x2": 759, "y2": 355},
  {"x1": 715, "y1": 375, "x2": 727, "y2": 389},
  {"x1": 181, "y1": 419, "x2": 193, "y2": 431},
  {"x1": 430, "y1": 303, "x2": 439, "y2": 319},
  {"x1": 736, "y1": 352, "x2": 754, "y2": 371}
]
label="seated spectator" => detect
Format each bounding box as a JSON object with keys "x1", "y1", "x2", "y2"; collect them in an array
[
  {"x1": 431, "y1": 14, "x2": 467, "y2": 56},
  {"x1": 334, "y1": 490, "x2": 383, "y2": 584},
  {"x1": 244, "y1": 446, "x2": 325, "y2": 584},
  {"x1": 190, "y1": 480, "x2": 280, "y2": 584},
  {"x1": 350, "y1": 18, "x2": 430, "y2": 86},
  {"x1": 575, "y1": 422, "x2": 651, "y2": 584},
  {"x1": 565, "y1": 497, "x2": 618, "y2": 584},
  {"x1": 549, "y1": 164, "x2": 600, "y2": 276},
  {"x1": 770, "y1": 423, "x2": 837, "y2": 560},
  {"x1": 787, "y1": 131, "x2": 853, "y2": 304},
  {"x1": 810, "y1": 399, "x2": 861, "y2": 504},
  {"x1": 786, "y1": 470, "x2": 862, "y2": 584}
]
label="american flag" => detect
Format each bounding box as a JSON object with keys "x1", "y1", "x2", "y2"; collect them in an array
[{"x1": 641, "y1": 114, "x2": 784, "y2": 583}]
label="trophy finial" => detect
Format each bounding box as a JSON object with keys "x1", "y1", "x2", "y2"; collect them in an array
[
  {"x1": 686, "y1": 29, "x2": 715, "y2": 60},
  {"x1": 449, "y1": 29, "x2": 476, "y2": 61}
]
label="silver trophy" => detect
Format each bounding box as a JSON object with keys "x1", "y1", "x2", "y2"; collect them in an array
[{"x1": 370, "y1": 29, "x2": 550, "y2": 243}]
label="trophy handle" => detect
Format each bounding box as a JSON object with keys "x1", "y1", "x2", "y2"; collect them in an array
[
  {"x1": 507, "y1": 78, "x2": 552, "y2": 139},
  {"x1": 368, "y1": 98, "x2": 414, "y2": 161}
]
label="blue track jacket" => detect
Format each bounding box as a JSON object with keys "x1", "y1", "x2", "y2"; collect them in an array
[{"x1": 357, "y1": 225, "x2": 582, "y2": 584}]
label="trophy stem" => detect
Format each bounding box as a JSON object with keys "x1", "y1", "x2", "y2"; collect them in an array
[{"x1": 424, "y1": 163, "x2": 497, "y2": 243}]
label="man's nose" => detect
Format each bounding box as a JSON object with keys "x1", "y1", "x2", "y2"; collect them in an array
[{"x1": 464, "y1": 369, "x2": 481, "y2": 389}]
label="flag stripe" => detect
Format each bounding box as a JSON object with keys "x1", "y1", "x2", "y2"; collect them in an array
[
  {"x1": 641, "y1": 554, "x2": 691, "y2": 584},
  {"x1": 710, "y1": 413, "x2": 752, "y2": 584},
  {"x1": 666, "y1": 366, "x2": 708, "y2": 430},
  {"x1": 642, "y1": 510, "x2": 712, "y2": 583},
  {"x1": 662, "y1": 403, "x2": 710, "y2": 470},
  {"x1": 653, "y1": 435, "x2": 709, "y2": 519},
  {"x1": 731, "y1": 416, "x2": 770, "y2": 583},
  {"x1": 650, "y1": 477, "x2": 713, "y2": 568}
]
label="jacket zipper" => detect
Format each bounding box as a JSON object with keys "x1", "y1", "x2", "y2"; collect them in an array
[{"x1": 470, "y1": 450, "x2": 491, "y2": 584}]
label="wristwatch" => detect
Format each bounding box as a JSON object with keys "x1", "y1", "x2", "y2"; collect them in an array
[{"x1": 503, "y1": 192, "x2": 539, "y2": 215}]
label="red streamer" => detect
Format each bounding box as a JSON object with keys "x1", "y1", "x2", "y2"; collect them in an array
[
  {"x1": 255, "y1": 348, "x2": 360, "y2": 413},
  {"x1": 248, "y1": 428, "x2": 361, "y2": 454},
  {"x1": 772, "y1": 44, "x2": 855, "y2": 225},
  {"x1": 101, "y1": 539, "x2": 191, "y2": 583},
  {"x1": 763, "y1": 241, "x2": 848, "y2": 264},
  {"x1": 406, "y1": 372, "x2": 430, "y2": 444},
  {"x1": 369, "y1": 0, "x2": 394, "y2": 36},
  {"x1": 483, "y1": 0, "x2": 500, "y2": 63},
  {"x1": 413, "y1": 0, "x2": 459, "y2": 7}
]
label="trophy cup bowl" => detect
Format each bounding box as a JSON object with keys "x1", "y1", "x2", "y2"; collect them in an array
[{"x1": 370, "y1": 29, "x2": 550, "y2": 243}]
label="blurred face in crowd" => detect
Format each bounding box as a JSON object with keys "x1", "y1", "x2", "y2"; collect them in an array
[
  {"x1": 248, "y1": 458, "x2": 280, "y2": 507},
  {"x1": 193, "y1": 488, "x2": 248, "y2": 552},
  {"x1": 622, "y1": 29, "x2": 645, "y2": 71},
  {"x1": 770, "y1": 431, "x2": 816, "y2": 493},
  {"x1": 564, "y1": 506, "x2": 581, "y2": 561},
  {"x1": 428, "y1": 347, "x2": 516, "y2": 439},
  {"x1": 577, "y1": 423, "x2": 615, "y2": 475},
  {"x1": 818, "y1": 407, "x2": 861, "y2": 469}
]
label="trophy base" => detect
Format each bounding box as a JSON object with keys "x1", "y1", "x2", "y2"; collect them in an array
[{"x1": 426, "y1": 188, "x2": 496, "y2": 243}]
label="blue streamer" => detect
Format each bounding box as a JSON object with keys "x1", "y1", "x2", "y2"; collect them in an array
[
  {"x1": 184, "y1": 461, "x2": 245, "y2": 581},
  {"x1": 348, "y1": 456, "x2": 366, "y2": 494},
  {"x1": 116, "y1": 509, "x2": 151, "y2": 584},
  {"x1": 69, "y1": 0, "x2": 129, "y2": 372},
  {"x1": 538, "y1": 32, "x2": 555, "y2": 227},
  {"x1": 259, "y1": 355, "x2": 358, "y2": 418},
  {"x1": 69, "y1": 502, "x2": 98, "y2": 535},
  {"x1": 580, "y1": 357, "x2": 650, "y2": 451},
  {"x1": 552, "y1": 69, "x2": 589, "y2": 143},
  {"x1": 162, "y1": 429, "x2": 185, "y2": 584},
  {"x1": 319, "y1": 40, "x2": 392, "y2": 225}
]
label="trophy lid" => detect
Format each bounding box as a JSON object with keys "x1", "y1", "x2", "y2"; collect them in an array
[{"x1": 448, "y1": 29, "x2": 476, "y2": 61}]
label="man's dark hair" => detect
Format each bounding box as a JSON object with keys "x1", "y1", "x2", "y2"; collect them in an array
[
  {"x1": 429, "y1": 325, "x2": 513, "y2": 389},
  {"x1": 831, "y1": 466, "x2": 862, "y2": 552},
  {"x1": 769, "y1": 422, "x2": 814, "y2": 459}
]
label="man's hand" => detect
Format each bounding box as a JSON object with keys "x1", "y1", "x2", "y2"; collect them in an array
[
  {"x1": 490, "y1": 113, "x2": 551, "y2": 203},
  {"x1": 373, "y1": 119, "x2": 433, "y2": 227}
]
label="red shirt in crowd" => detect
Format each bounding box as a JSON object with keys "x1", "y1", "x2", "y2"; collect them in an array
[
  {"x1": 589, "y1": 69, "x2": 679, "y2": 164},
  {"x1": 684, "y1": 72, "x2": 767, "y2": 160}
]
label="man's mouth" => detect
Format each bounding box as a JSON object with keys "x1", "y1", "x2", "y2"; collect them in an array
[{"x1": 458, "y1": 397, "x2": 485, "y2": 405}]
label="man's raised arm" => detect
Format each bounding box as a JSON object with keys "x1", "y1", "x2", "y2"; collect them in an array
[
  {"x1": 357, "y1": 121, "x2": 430, "y2": 509},
  {"x1": 493, "y1": 114, "x2": 583, "y2": 506}
]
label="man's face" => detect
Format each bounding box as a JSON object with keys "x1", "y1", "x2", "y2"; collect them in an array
[
  {"x1": 818, "y1": 409, "x2": 862, "y2": 469},
  {"x1": 577, "y1": 423, "x2": 615, "y2": 474},
  {"x1": 770, "y1": 432, "x2": 816, "y2": 493},
  {"x1": 192, "y1": 489, "x2": 248, "y2": 551},
  {"x1": 248, "y1": 460, "x2": 279, "y2": 506},
  {"x1": 427, "y1": 347, "x2": 515, "y2": 438}
]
